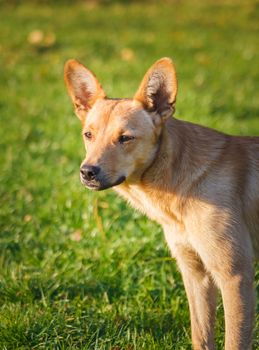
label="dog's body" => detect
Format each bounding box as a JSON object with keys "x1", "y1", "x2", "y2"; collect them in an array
[{"x1": 64, "y1": 58, "x2": 259, "y2": 350}]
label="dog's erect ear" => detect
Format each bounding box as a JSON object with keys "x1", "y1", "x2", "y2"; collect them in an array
[
  {"x1": 64, "y1": 59, "x2": 106, "y2": 121},
  {"x1": 134, "y1": 58, "x2": 177, "y2": 120}
]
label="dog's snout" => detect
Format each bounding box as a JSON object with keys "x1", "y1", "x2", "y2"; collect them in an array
[{"x1": 80, "y1": 165, "x2": 100, "y2": 181}]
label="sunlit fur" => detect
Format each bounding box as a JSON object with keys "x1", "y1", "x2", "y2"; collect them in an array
[
  {"x1": 65, "y1": 58, "x2": 259, "y2": 350},
  {"x1": 81, "y1": 99, "x2": 159, "y2": 185}
]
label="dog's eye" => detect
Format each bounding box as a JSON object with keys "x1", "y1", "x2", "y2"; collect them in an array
[
  {"x1": 84, "y1": 131, "x2": 92, "y2": 140},
  {"x1": 118, "y1": 135, "x2": 135, "y2": 144}
]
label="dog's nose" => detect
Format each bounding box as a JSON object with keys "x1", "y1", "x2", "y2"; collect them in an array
[{"x1": 80, "y1": 165, "x2": 100, "y2": 181}]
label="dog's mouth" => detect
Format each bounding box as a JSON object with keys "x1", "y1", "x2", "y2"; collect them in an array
[{"x1": 81, "y1": 175, "x2": 126, "y2": 191}]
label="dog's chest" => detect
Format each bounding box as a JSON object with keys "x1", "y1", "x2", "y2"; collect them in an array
[{"x1": 116, "y1": 184, "x2": 180, "y2": 227}]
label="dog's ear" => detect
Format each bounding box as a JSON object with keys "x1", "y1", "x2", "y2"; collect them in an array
[
  {"x1": 134, "y1": 58, "x2": 177, "y2": 120},
  {"x1": 64, "y1": 59, "x2": 106, "y2": 121}
]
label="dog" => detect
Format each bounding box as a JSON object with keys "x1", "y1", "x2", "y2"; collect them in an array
[{"x1": 64, "y1": 57, "x2": 259, "y2": 350}]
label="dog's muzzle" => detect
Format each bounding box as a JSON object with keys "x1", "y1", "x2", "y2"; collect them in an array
[{"x1": 80, "y1": 165, "x2": 125, "y2": 191}]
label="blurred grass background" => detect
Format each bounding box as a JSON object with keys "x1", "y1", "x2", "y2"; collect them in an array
[{"x1": 0, "y1": 0, "x2": 258, "y2": 349}]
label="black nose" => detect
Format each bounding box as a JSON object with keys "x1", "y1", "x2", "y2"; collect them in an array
[{"x1": 80, "y1": 165, "x2": 100, "y2": 181}]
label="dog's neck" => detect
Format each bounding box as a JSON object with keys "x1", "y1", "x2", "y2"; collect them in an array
[
  {"x1": 114, "y1": 118, "x2": 188, "y2": 225},
  {"x1": 141, "y1": 117, "x2": 182, "y2": 190},
  {"x1": 129, "y1": 117, "x2": 198, "y2": 193},
  {"x1": 142, "y1": 117, "x2": 229, "y2": 193},
  {"x1": 115, "y1": 117, "x2": 229, "y2": 225}
]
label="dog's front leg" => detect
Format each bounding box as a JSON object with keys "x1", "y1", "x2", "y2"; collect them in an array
[
  {"x1": 164, "y1": 224, "x2": 217, "y2": 350},
  {"x1": 190, "y1": 223, "x2": 255, "y2": 350},
  {"x1": 214, "y1": 266, "x2": 255, "y2": 350},
  {"x1": 175, "y1": 245, "x2": 217, "y2": 350}
]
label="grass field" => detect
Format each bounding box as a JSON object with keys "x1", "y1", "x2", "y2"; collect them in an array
[{"x1": 0, "y1": 1, "x2": 259, "y2": 349}]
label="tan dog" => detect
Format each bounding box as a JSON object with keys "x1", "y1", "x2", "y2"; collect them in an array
[{"x1": 64, "y1": 58, "x2": 259, "y2": 350}]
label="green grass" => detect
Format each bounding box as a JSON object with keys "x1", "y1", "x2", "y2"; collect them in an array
[{"x1": 0, "y1": 1, "x2": 259, "y2": 349}]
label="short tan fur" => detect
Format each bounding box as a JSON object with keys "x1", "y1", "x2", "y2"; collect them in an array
[{"x1": 64, "y1": 58, "x2": 259, "y2": 350}]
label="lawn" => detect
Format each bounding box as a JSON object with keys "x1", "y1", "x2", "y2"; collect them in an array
[{"x1": 0, "y1": 0, "x2": 258, "y2": 349}]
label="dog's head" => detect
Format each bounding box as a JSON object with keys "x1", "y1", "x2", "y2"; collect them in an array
[{"x1": 64, "y1": 58, "x2": 177, "y2": 190}]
